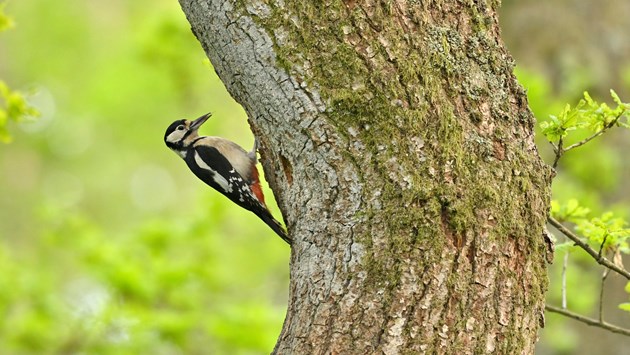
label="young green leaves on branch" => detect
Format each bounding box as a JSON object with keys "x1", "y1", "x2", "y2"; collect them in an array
[
  {"x1": 0, "y1": 3, "x2": 38, "y2": 143},
  {"x1": 551, "y1": 199, "x2": 630, "y2": 257},
  {"x1": 544, "y1": 91, "x2": 630, "y2": 323},
  {"x1": 541, "y1": 90, "x2": 630, "y2": 168},
  {"x1": 549, "y1": 200, "x2": 630, "y2": 334},
  {"x1": 0, "y1": 81, "x2": 38, "y2": 143}
]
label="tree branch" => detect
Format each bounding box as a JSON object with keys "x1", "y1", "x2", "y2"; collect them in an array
[
  {"x1": 562, "y1": 252, "x2": 569, "y2": 309},
  {"x1": 599, "y1": 267, "x2": 610, "y2": 323},
  {"x1": 552, "y1": 137, "x2": 563, "y2": 169},
  {"x1": 545, "y1": 305, "x2": 630, "y2": 337},
  {"x1": 598, "y1": 235, "x2": 608, "y2": 259},
  {"x1": 547, "y1": 216, "x2": 630, "y2": 280},
  {"x1": 563, "y1": 111, "x2": 625, "y2": 152},
  {"x1": 550, "y1": 110, "x2": 626, "y2": 169},
  {"x1": 549, "y1": 140, "x2": 559, "y2": 155}
]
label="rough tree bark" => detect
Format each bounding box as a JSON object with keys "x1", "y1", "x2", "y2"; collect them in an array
[{"x1": 179, "y1": 0, "x2": 552, "y2": 353}]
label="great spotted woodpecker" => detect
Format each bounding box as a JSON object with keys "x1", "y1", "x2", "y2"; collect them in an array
[{"x1": 164, "y1": 113, "x2": 291, "y2": 245}]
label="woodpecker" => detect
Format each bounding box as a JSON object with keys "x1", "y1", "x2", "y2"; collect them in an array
[{"x1": 164, "y1": 112, "x2": 291, "y2": 245}]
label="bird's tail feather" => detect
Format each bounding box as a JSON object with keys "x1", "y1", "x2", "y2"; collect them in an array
[{"x1": 259, "y1": 211, "x2": 292, "y2": 245}]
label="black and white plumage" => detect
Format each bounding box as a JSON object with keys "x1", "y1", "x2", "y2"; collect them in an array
[{"x1": 164, "y1": 113, "x2": 291, "y2": 245}]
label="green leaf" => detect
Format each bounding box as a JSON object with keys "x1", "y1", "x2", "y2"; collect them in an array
[
  {"x1": 540, "y1": 90, "x2": 630, "y2": 146},
  {"x1": 0, "y1": 3, "x2": 14, "y2": 32},
  {"x1": 550, "y1": 199, "x2": 590, "y2": 223},
  {"x1": 583, "y1": 91, "x2": 594, "y2": 106},
  {"x1": 575, "y1": 212, "x2": 630, "y2": 253},
  {"x1": 0, "y1": 80, "x2": 39, "y2": 143},
  {"x1": 619, "y1": 303, "x2": 630, "y2": 312},
  {"x1": 610, "y1": 89, "x2": 622, "y2": 106}
]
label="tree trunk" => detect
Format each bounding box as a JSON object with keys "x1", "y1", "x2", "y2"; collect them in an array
[{"x1": 179, "y1": 0, "x2": 552, "y2": 353}]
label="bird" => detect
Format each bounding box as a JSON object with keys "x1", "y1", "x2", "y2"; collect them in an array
[{"x1": 164, "y1": 112, "x2": 291, "y2": 245}]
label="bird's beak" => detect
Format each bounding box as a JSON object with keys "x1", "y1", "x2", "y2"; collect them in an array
[{"x1": 190, "y1": 112, "x2": 212, "y2": 131}]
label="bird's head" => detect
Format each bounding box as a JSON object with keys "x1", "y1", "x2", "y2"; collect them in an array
[{"x1": 164, "y1": 112, "x2": 212, "y2": 153}]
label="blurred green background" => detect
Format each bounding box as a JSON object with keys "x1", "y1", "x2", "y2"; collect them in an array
[
  {"x1": 0, "y1": 0, "x2": 628, "y2": 354},
  {"x1": 0, "y1": 1, "x2": 288, "y2": 353}
]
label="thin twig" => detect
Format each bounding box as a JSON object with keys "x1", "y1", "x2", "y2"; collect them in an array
[
  {"x1": 564, "y1": 126, "x2": 610, "y2": 152},
  {"x1": 549, "y1": 140, "x2": 559, "y2": 155},
  {"x1": 546, "y1": 305, "x2": 630, "y2": 337},
  {"x1": 562, "y1": 252, "x2": 569, "y2": 309},
  {"x1": 552, "y1": 137, "x2": 564, "y2": 169},
  {"x1": 599, "y1": 266, "x2": 610, "y2": 323},
  {"x1": 598, "y1": 234, "x2": 609, "y2": 259},
  {"x1": 564, "y1": 111, "x2": 625, "y2": 152},
  {"x1": 548, "y1": 216, "x2": 630, "y2": 280}
]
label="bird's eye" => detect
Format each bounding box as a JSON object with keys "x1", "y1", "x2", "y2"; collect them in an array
[{"x1": 177, "y1": 125, "x2": 185, "y2": 131}]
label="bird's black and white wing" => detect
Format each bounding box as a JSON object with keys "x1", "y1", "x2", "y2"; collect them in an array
[{"x1": 184, "y1": 144, "x2": 266, "y2": 212}]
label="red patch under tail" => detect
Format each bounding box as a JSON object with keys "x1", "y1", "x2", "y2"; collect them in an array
[{"x1": 249, "y1": 166, "x2": 266, "y2": 207}]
